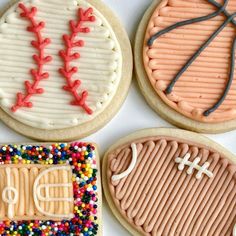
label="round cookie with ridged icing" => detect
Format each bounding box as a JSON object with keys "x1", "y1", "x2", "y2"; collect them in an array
[
  {"x1": 135, "y1": 0, "x2": 236, "y2": 133},
  {"x1": 102, "y1": 128, "x2": 236, "y2": 236},
  {"x1": 0, "y1": 0, "x2": 132, "y2": 141}
]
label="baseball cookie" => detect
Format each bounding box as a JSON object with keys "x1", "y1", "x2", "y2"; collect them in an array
[
  {"x1": 103, "y1": 128, "x2": 236, "y2": 236},
  {"x1": 0, "y1": 142, "x2": 101, "y2": 235},
  {"x1": 0, "y1": 0, "x2": 132, "y2": 141},
  {"x1": 135, "y1": 0, "x2": 236, "y2": 133}
]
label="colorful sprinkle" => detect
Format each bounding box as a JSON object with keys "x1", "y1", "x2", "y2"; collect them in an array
[{"x1": 0, "y1": 143, "x2": 99, "y2": 236}]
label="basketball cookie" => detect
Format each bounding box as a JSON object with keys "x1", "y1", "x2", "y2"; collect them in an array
[
  {"x1": 135, "y1": 0, "x2": 236, "y2": 133},
  {"x1": 0, "y1": 142, "x2": 101, "y2": 235},
  {"x1": 103, "y1": 128, "x2": 236, "y2": 236},
  {"x1": 0, "y1": 0, "x2": 132, "y2": 141}
]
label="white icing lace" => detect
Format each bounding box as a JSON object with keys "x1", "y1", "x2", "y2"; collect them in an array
[
  {"x1": 112, "y1": 143, "x2": 137, "y2": 181},
  {"x1": 175, "y1": 153, "x2": 213, "y2": 179}
]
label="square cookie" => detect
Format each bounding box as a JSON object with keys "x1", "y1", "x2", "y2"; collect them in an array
[{"x1": 0, "y1": 142, "x2": 101, "y2": 236}]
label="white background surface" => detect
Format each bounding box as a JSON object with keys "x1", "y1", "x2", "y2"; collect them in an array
[{"x1": 0, "y1": 0, "x2": 236, "y2": 235}]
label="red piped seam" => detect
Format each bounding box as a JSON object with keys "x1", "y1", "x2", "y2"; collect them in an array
[
  {"x1": 59, "y1": 7, "x2": 95, "y2": 115},
  {"x1": 11, "y1": 3, "x2": 52, "y2": 112}
]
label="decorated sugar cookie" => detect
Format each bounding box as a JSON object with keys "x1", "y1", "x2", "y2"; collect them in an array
[
  {"x1": 103, "y1": 128, "x2": 236, "y2": 236},
  {"x1": 0, "y1": 142, "x2": 101, "y2": 235},
  {"x1": 0, "y1": 0, "x2": 132, "y2": 141},
  {"x1": 135, "y1": 0, "x2": 236, "y2": 133}
]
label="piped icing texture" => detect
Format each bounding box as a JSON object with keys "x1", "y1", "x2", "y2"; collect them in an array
[
  {"x1": 107, "y1": 137, "x2": 236, "y2": 236},
  {"x1": 0, "y1": 0, "x2": 122, "y2": 129},
  {"x1": 0, "y1": 143, "x2": 99, "y2": 235},
  {"x1": 0, "y1": 165, "x2": 74, "y2": 220},
  {"x1": 143, "y1": 0, "x2": 236, "y2": 123},
  {"x1": 11, "y1": 3, "x2": 52, "y2": 112},
  {"x1": 175, "y1": 152, "x2": 214, "y2": 179}
]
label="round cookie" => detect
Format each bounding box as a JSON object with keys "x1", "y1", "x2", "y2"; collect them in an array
[
  {"x1": 135, "y1": 0, "x2": 236, "y2": 133},
  {"x1": 0, "y1": 0, "x2": 132, "y2": 141},
  {"x1": 103, "y1": 128, "x2": 236, "y2": 236}
]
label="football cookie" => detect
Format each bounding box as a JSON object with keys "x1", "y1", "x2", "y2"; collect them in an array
[
  {"x1": 0, "y1": 0, "x2": 132, "y2": 141},
  {"x1": 103, "y1": 128, "x2": 236, "y2": 236},
  {"x1": 0, "y1": 142, "x2": 102, "y2": 235},
  {"x1": 135, "y1": 0, "x2": 236, "y2": 133}
]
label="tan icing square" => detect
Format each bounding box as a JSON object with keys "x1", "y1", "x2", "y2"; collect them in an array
[
  {"x1": 143, "y1": 0, "x2": 236, "y2": 123},
  {"x1": 0, "y1": 164, "x2": 74, "y2": 221}
]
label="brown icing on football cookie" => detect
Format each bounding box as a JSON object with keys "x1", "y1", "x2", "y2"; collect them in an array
[
  {"x1": 105, "y1": 134, "x2": 236, "y2": 236},
  {"x1": 143, "y1": 0, "x2": 236, "y2": 123}
]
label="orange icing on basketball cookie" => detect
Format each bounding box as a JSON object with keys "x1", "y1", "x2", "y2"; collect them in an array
[
  {"x1": 143, "y1": 0, "x2": 236, "y2": 123},
  {"x1": 107, "y1": 137, "x2": 236, "y2": 235}
]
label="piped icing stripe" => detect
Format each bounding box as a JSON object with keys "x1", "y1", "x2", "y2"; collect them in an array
[
  {"x1": 107, "y1": 138, "x2": 236, "y2": 236},
  {"x1": 2, "y1": 168, "x2": 18, "y2": 219},
  {"x1": 59, "y1": 7, "x2": 95, "y2": 115},
  {"x1": 11, "y1": 3, "x2": 52, "y2": 112},
  {"x1": 143, "y1": 0, "x2": 236, "y2": 123},
  {"x1": 204, "y1": 36, "x2": 236, "y2": 116},
  {"x1": 112, "y1": 143, "x2": 137, "y2": 181}
]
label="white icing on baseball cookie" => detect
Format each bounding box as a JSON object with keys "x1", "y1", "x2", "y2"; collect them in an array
[{"x1": 0, "y1": 0, "x2": 122, "y2": 129}]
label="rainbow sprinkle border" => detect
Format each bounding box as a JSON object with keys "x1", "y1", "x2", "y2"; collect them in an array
[{"x1": 0, "y1": 142, "x2": 99, "y2": 236}]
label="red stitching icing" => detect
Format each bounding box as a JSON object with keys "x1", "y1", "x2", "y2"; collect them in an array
[
  {"x1": 11, "y1": 3, "x2": 52, "y2": 112},
  {"x1": 59, "y1": 7, "x2": 95, "y2": 115}
]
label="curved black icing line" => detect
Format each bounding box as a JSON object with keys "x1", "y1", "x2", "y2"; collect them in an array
[
  {"x1": 147, "y1": 1, "x2": 227, "y2": 47},
  {"x1": 203, "y1": 37, "x2": 236, "y2": 116},
  {"x1": 148, "y1": 0, "x2": 236, "y2": 117},
  {"x1": 209, "y1": 0, "x2": 236, "y2": 25},
  {"x1": 165, "y1": 11, "x2": 236, "y2": 94}
]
